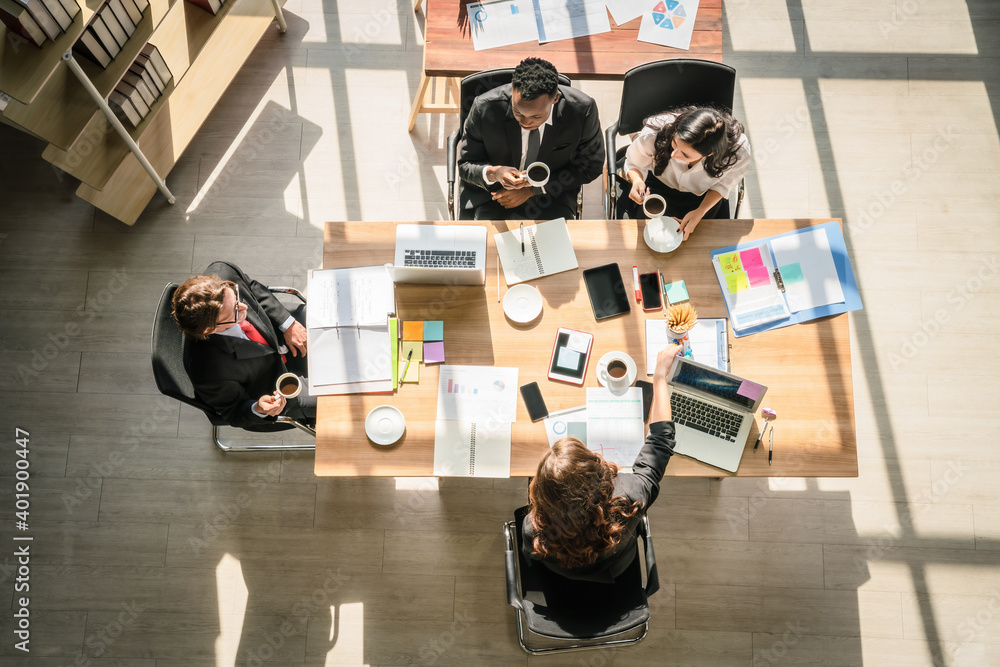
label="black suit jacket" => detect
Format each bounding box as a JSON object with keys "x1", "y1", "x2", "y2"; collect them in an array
[
  {"x1": 184, "y1": 261, "x2": 301, "y2": 429},
  {"x1": 522, "y1": 421, "x2": 675, "y2": 583},
  {"x1": 458, "y1": 84, "x2": 604, "y2": 215}
]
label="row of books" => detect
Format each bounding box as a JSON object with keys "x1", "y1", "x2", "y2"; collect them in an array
[
  {"x1": 0, "y1": 0, "x2": 80, "y2": 48},
  {"x1": 73, "y1": 0, "x2": 148, "y2": 68},
  {"x1": 108, "y1": 43, "x2": 172, "y2": 127}
]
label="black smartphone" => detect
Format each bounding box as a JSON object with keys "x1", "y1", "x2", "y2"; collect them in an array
[
  {"x1": 520, "y1": 382, "x2": 549, "y2": 422},
  {"x1": 635, "y1": 380, "x2": 653, "y2": 422},
  {"x1": 639, "y1": 272, "x2": 663, "y2": 311}
]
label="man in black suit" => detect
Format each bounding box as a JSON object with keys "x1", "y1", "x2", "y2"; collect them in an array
[
  {"x1": 171, "y1": 261, "x2": 314, "y2": 429},
  {"x1": 458, "y1": 57, "x2": 605, "y2": 220}
]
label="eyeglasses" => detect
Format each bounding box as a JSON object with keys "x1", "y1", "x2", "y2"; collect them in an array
[{"x1": 215, "y1": 283, "x2": 244, "y2": 327}]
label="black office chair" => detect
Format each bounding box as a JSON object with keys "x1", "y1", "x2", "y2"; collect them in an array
[
  {"x1": 151, "y1": 283, "x2": 316, "y2": 453},
  {"x1": 445, "y1": 68, "x2": 579, "y2": 221},
  {"x1": 604, "y1": 59, "x2": 745, "y2": 220},
  {"x1": 504, "y1": 505, "x2": 659, "y2": 654}
]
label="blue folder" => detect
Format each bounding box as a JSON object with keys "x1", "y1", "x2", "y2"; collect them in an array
[{"x1": 710, "y1": 220, "x2": 862, "y2": 337}]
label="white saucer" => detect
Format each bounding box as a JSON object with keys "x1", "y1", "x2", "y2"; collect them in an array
[
  {"x1": 365, "y1": 405, "x2": 405, "y2": 446},
  {"x1": 643, "y1": 216, "x2": 683, "y2": 253},
  {"x1": 595, "y1": 351, "x2": 638, "y2": 395},
  {"x1": 503, "y1": 284, "x2": 543, "y2": 323}
]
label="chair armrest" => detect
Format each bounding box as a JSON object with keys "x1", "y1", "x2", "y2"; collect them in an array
[
  {"x1": 268, "y1": 286, "x2": 306, "y2": 303},
  {"x1": 275, "y1": 415, "x2": 316, "y2": 437},
  {"x1": 447, "y1": 130, "x2": 460, "y2": 220},
  {"x1": 503, "y1": 521, "x2": 524, "y2": 610},
  {"x1": 604, "y1": 121, "x2": 620, "y2": 219},
  {"x1": 639, "y1": 515, "x2": 659, "y2": 597}
]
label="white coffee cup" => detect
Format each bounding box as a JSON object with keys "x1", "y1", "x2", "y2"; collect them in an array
[
  {"x1": 276, "y1": 373, "x2": 302, "y2": 399},
  {"x1": 599, "y1": 357, "x2": 631, "y2": 391},
  {"x1": 524, "y1": 161, "x2": 550, "y2": 187},
  {"x1": 642, "y1": 193, "x2": 667, "y2": 219}
]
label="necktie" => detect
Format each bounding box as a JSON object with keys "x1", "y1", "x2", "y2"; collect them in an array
[
  {"x1": 521, "y1": 128, "x2": 540, "y2": 170},
  {"x1": 240, "y1": 319, "x2": 286, "y2": 362}
]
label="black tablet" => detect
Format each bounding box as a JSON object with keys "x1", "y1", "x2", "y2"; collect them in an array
[{"x1": 582, "y1": 263, "x2": 632, "y2": 320}]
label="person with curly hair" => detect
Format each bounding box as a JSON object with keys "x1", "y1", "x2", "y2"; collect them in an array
[
  {"x1": 522, "y1": 345, "x2": 681, "y2": 582},
  {"x1": 458, "y1": 57, "x2": 604, "y2": 220},
  {"x1": 620, "y1": 106, "x2": 751, "y2": 240}
]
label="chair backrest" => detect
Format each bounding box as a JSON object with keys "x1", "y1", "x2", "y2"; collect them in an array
[
  {"x1": 616, "y1": 59, "x2": 736, "y2": 136},
  {"x1": 457, "y1": 68, "x2": 573, "y2": 131}
]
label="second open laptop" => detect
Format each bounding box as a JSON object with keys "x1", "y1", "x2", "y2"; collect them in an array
[
  {"x1": 387, "y1": 224, "x2": 487, "y2": 286},
  {"x1": 667, "y1": 357, "x2": 767, "y2": 473}
]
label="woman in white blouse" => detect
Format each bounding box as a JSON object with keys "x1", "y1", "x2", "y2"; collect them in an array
[{"x1": 621, "y1": 106, "x2": 751, "y2": 240}]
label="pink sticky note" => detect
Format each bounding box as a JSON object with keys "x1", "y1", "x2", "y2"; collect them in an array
[
  {"x1": 746, "y1": 265, "x2": 771, "y2": 288},
  {"x1": 423, "y1": 341, "x2": 445, "y2": 364},
  {"x1": 739, "y1": 248, "x2": 765, "y2": 270},
  {"x1": 737, "y1": 380, "x2": 765, "y2": 402}
]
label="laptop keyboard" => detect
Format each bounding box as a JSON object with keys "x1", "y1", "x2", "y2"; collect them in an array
[
  {"x1": 403, "y1": 250, "x2": 477, "y2": 268},
  {"x1": 670, "y1": 393, "x2": 743, "y2": 442}
]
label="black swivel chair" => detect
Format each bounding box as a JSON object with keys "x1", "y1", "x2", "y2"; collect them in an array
[
  {"x1": 151, "y1": 283, "x2": 316, "y2": 453},
  {"x1": 504, "y1": 505, "x2": 659, "y2": 654},
  {"x1": 445, "y1": 68, "x2": 577, "y2": 221},
  {"x1": 604, "y1": 59, "x2": 745, "y2": 220}
]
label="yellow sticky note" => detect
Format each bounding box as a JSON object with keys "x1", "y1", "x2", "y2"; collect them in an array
[
  {"x1": 725, "y1": 271, "x2": 750, "y2": 294},
  {"x1": 401, "y1": 341, "x2": 423, "y2": 362},
  {"x1": 402, "y1": 321, "x2": 423, "y2": 341},
  {"x1": 398, "y1": 359, "x2": 419, "y2": 383},
  {"x1": 719, "y1": 252, "x2": 743, "y2": 274}
]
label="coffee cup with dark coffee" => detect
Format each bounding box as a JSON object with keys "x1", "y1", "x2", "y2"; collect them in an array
[
  {"x1": 276, "y1": 372, "x2": 302, "y2": 399},
  {"x1": 524, "y1": 161, "x2": 550, "y2": 187},
  {"x1": 599, "y1": 353, "x2": 633, "y2": 391},
  {"x1": 642, "y1": 194, "x2": 667, "y2": 218}
]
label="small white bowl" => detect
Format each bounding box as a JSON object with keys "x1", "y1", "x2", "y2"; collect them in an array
[
  {"x1": 503, "y1": 284, "x2": 543, "y2": 323},
  {"x1": 365, "y1": 405, "x2": 405, "y2": 446}
]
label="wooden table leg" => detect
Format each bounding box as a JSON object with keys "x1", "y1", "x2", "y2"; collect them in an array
[{"x1": 407, "y1": 74, "x2": 460, "y2": 132}]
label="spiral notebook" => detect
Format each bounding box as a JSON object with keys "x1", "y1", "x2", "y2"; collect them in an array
[
  {"x1": 494, "y1": 217, "x2": 579, "y2": 285},
  {"x1": 433, "y1": 420, "x2": 512, "y2": 477}
]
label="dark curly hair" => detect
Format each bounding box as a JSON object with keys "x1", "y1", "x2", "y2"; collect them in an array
[
  {"x1": 171, "y1": 274, "x2": 232, "y2": 340},
  {"x1": 512, "y1": 57, "x2": 560, "y2": 101},
  {"x1": 648, "y1": 106, "x2": 745, "y2": 179},
  {"x1": 528, "y1": 437, "x2": 641, "y2": 569}
]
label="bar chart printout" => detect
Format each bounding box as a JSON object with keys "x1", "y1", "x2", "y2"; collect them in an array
[{"x1": 436, "y1": 365, "x2": 519, "y2": 422}]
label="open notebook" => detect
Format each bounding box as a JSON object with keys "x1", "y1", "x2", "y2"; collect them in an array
[
  {"x1": 433, "y1": 421, "x2": 512, "y2": 477},
  {"x1": 494, "y1": 217, "x2": 578, "y2": 285}
]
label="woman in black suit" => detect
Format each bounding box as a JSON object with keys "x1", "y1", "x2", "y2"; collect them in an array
[{"x1": 522, "y1": 345, "x2": 681, "y2": 582}]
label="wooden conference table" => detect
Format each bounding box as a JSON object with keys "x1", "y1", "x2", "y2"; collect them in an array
[
  {"x1": 315, "y1": 219, "x2": 858, "y2": 479},
  {"x1": 422, "y1": 0, "x2": 724, "y2": 79}
]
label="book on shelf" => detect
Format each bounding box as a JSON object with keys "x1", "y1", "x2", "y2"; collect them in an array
[
  {"x1": 116, "y1": 79, "x2": 148, "y2": 116},
  {"x1": 108, "y1": 90, "x2": 141, "y2": 126},
  {"x1": 121, "y1": 70, "x2": 155, "y2": 105},
  {"x1": 106, "y1": 0, "x2": 134, "y2": 33},
  {"x1": 139, "y1": 43, "x2": 172, "y2": 86},
  {"x1": 99, "y1": 4, "x2": 128, "y2": 48},
  {"x1": 38, "y1": 0, "x2": 72, "y2": 31},
  {"x1": 55, "y1": 0, "x2": 79, "y2": 21},
  {"x1": 74, "y1": 29, "x2": 112, "y2": 66},
  {"x1": 87, "y1": 15, "x2": 121, "y2": 58},
  {"x1": 129, "y1": 62, "x2": 160, "y2": 95},
  {"x1": 8, "y1": 0, "x2": 61, "y2": 40},
  {"x1": 134, "y1": 57, "x2": 164, "y2": 92},
  {"x1": 117, "y1": 0, "x2": 141, "y2": 25},
  {"x1": 130, "y1": 0, "x2": 147, "y2": 11},
  {"x1": 184, "y1": 0, "x2": 223, "y2": 16},
  {"x1": 0, "y1": 0, "x2": 46, "y2": 46}
]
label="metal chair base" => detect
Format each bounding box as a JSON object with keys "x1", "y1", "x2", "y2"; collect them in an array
[{"x1": 213, "y1": 417, "x2": 316, "y2": 452}]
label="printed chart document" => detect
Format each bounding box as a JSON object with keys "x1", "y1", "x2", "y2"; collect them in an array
[
  {"x1": 436, "y1": 365, "x2": 519, "y2": 422},
  {"x1": 769, "y1": 227, "x2": 845, "y2": 313},
  {"x1": 646, "y1": 318, "x2": 729, "y2": 374},
  {"x1": 712, "y1": 244, "x2": 791, "y2": 332},
  {"x1": 638, "y1": 0, "x2": 699, "y2": 50},
  {"x1": 544, "y1": 405, "x2": 588, "y2": 446},
  {"x1": 532, "y1": 0, "x2": 610, "y2": 43},
  {"x1": 434, "y1": 420, "x2": 512, "y2": 477},
  {"x1": 586, "y1": 387, "x2": 644, "y2": 467},
  {"x1": 306, "y1": 266, "x2": 396, "y2": 395},
  {"x1": 468, "y1": 0, "x2": 539, "y2": 50},
  {"x1": 494, "y1": 217, "x2": 579, "y2": 285},
  {"x1": 604, "y1": 0, "x2": 647, "y2": 24}
]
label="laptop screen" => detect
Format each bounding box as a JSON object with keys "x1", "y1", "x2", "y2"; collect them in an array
[{"x1": 672, "y1": 360, "x2": 757, "y2": 410}]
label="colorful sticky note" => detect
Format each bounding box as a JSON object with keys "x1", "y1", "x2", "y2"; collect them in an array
[
  {"x1": 423, "y1": 321, "x2": 444, "y2": 341},
  {"x1": 401, "y1": 341, "x2": 423, "y2": 362},
  {"x1": 398, "y1": 359, "x2": 419, "y2": 383},
  {"x1": 737, "y1": 380, "x2": 765, "y2": 402},
  {"x1": 664, "y1": 280, "x2": 689, "y2": 304},
  {"x1": 746, "y1": 266, "x2": 771, "y2": 288},
  {"x1": 739, "y1": 248, "x2": 765, "y2": 271},
  {"x1": 718, "y1": 252, "x2": 743, "y2": 274},
  {"x1": 424, "y1": 341, "x2": 446, "y2": 364},
  {"x1": 725, "y1": 271, "x2": 749, "y2": 294},
  {"x1": 402, "y1": 321, "x2": 423, "y2": 341},
  {"x1": 779, "y1": 262, "x2": 805, "y2": 284}
]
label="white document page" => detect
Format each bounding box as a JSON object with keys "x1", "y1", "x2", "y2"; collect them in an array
[
  {"x1": 646, "y1": 318, "x2": 727, "y2": 374},
  {"x1": 604, "y1": 0, "x2": 648, "y2": 25},
  {"x1": 468, "y1": 0, "x2": 539, "y2": 51},
  {"x1": 769, "y1": 227, "x2": 846, "y2": 313},
  {"x1": 544, "y1": 405, "x2": 588, "y2": 446},
  {"x1": 434, "y1": 420, "x2": 512, "y2": 477},
  {"x1": 307, "y1": 266, "x2": 394, "y2": 329},
  {"x1": 637, "y1": 0, "x2": 699, "y2": 50},
  {"x1": 532, "y1": 0, "x2": 611, "y2": 43},
  {"x1": 585, "y1": 387, "x2": 644, "y2": 467},
  {"x1": 308, "y1": 327, "x2": 392, "y2": 386},
  {"x1": 436, "y1": 365, "x2": 519, "y2": 422}
]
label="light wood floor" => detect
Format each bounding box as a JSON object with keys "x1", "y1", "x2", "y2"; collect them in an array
[{"x1": 2, "y1": 1, "x2": 999, "y2": 665}]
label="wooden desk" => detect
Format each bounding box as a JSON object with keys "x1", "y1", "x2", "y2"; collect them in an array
[
  {"x1": 423, "y1": 0, "x2": 723, "y2": 79},
  {"x1": 316, "y1": 219, "x2": 858, "y2": 479}
]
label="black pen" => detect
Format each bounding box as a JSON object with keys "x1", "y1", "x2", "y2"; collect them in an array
[
  {"x1": 520, "y1": 221, "x2": 525, "y2": 255},
  {"x1": 768, "y1": 424, "x2": 774, "y2": 465}
]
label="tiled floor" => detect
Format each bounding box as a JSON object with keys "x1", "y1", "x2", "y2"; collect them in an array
[{"x1": 1, "y1": 0, "x2": 999, "y2": 665}]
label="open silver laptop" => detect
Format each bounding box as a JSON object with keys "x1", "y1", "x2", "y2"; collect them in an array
[
  {"x1": 667, "y1": 357, "x2": 767, "y2": 473},
  {"x1": 387, "y1": 224, "x2": 487, "y2": 286}
]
